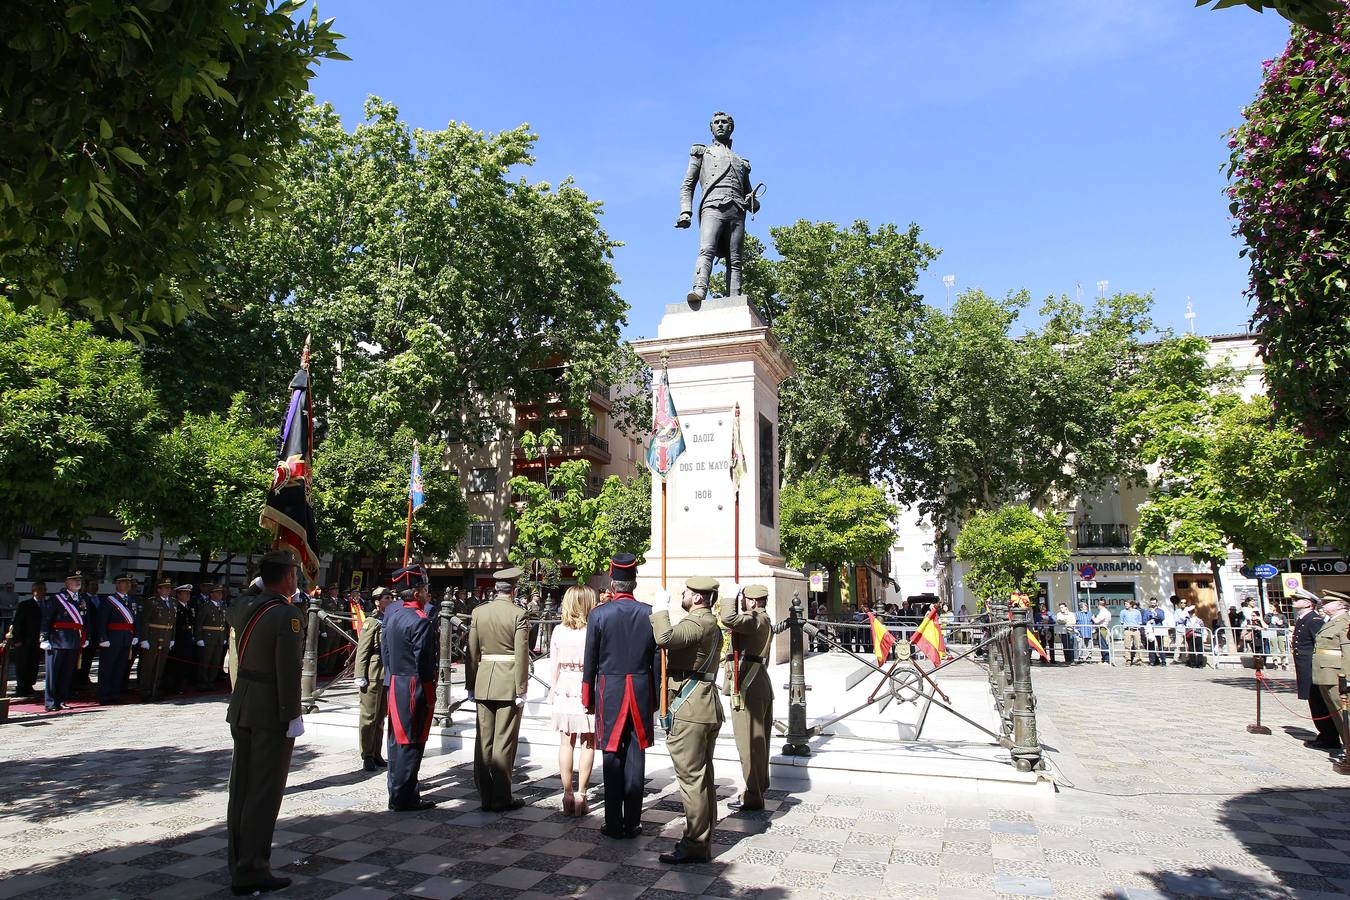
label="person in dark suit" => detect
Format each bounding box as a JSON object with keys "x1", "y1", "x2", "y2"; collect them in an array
[
  {"x1": 224, "y1": 551, "x2": 304, "y2": 896},
  {"x1": 164, "y1": 584, "x2": 197, "y2": 693},
  {"x1": 94, "y1": 573, "x2": 139, "y2": 704},
  {"x1": 6, "y1": 582, "x2": 45, "y2": 695},
  {"x1": 1291, "y1": 589, "x2": 1338, "y2": 749},
  {"x1": 41, "y1": 572, "x2": 89, "y2": 710},
  {"x1": 582, "y1": 554, "x2": 658, "y2": 839},
  {"x1": 76, "y1": 575, "x2": 100, "y2": 686},
  {"x1": 383, "y1": 566, "x2": 437, "y2": 812}
]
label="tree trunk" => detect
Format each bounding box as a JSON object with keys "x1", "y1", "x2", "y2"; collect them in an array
[
  {"x1": 197, "y1": 546, "x2": 211, "y2": 583},
  {"x1": 69, "y1": 528, "x2": 80, "y2": 570}
]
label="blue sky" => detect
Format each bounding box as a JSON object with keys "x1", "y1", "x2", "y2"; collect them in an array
[{"x1": 307, "y1": 1, "x2": 1291, "y2": 340}]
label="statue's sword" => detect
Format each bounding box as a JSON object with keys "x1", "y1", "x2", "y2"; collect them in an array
[{"x1": 747, "y1": 182, "x2": 766, "y2": 221}]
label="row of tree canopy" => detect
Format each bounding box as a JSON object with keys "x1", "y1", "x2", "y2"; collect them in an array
[{"x1": 2, "y1": 2, "x2": 1347, "y2": 599}]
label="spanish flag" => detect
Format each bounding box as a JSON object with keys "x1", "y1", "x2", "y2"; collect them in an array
[
  {"x1": 909, "y1": 604, "x2": 946, "y2": 666},
  {"x1": 1026, "y1": 629, "x2": 1050, "y2": 661},
  {"x1": 349, "y1": 598, "x2": 366, "y2": 636},
  {"x1": 866, "y1": 610, "x2": 896, "y2": 665}
]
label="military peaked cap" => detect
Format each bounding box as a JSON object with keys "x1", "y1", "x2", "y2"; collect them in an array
[
  {"x1": 686, "y1": 576, "x2": 719, "y2": 593},
  {"x1": 175, "y1": 584, "x2": 193, "y2": 593},
  {"x1": 114, "y1": 573, "x2": 134, "y2": 583},
  {"x1": 742, "y1": 584, "x2": 769, "y2": 600},
  {"x1": 1323, "y1": 589, "x2": 1350, "y2": 604}
]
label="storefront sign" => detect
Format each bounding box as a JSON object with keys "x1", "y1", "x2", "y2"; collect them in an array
[
  {"x1": 1044, "y1": 559, "x2": 1145, "y2": 574},
  {"x1": 1296, "y1": 557, "x2": 1349, "y2": 576}
]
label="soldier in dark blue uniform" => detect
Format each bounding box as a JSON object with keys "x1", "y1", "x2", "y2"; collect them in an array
[
  {"x1": 94, "y1": 573, "x2": 139, "y2": 703},
  {"x1": 582, "y1": 554, "x2": 659, "y2": 838},
  {"x1": 41, "y1": 572, "x2": 89, "y2": 711},
  {"x1": 383, "y1": 565, "x2": 438, "y2": 811}
]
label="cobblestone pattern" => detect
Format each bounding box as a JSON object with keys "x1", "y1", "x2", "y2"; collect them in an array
[{"x1": 1, "y1": 662, "x2": 1348, "y2": 898}]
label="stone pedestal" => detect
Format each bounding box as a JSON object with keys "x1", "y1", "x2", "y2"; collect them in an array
[{"x1": 632, "y1": 295, "x2": 805, "y2": 662}]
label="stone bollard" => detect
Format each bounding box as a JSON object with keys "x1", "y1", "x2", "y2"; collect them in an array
[
  {"x1": 301, "y1": 603, "x2": 319, "y2": 712},
  {"x1": 434, "y1": 595, "x2": 455, "y2": 725},
  {"x1": 782, "y1": 592, "x2": 811, "y2": 757},
  {"x1": 1007, "y1": 601, "x2": 1043, "y2": 772}
]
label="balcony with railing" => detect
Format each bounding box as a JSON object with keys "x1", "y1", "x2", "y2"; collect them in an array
[
  {"x1": 1076, "y1": 523, "x2": 1131, "y2": 549},
  {"x1": 512, "y1": 424, "x2": 611, "y2": 468}
]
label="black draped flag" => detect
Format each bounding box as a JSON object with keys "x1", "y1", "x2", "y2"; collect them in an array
[{"x1": 260, "y1": 340, "x2": 320, "y2": 581}]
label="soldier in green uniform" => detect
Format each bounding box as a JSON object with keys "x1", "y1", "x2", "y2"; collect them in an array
[
  {"x1": 355, "y1": 586, "x2": 392, "y2": 772},
  {"x1": 467, "y1": 567, "x2": 531, "y2": 811},
  {"x1": 138, "y1": 579, "x2": 178, "y2": 702},
  {"x1": 195, "y1": 584, "x2": 229, "y2": 690},
  {"x1": 652, "y1": 576, "x2": 725, "y2": 864},
  {"x1": 721, "y1": 584, "x2": 773, "y2": 811},
  {"x1": 1312, "y1": 591, "x2": 1350, "y2": 760},
  {"x1": 224, "y1": 551, "x2": 304, "y2": 896}
]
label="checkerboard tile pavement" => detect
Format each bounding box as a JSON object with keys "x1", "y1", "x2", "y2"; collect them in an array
[{"x1": 4, "y1": 663, "x2": 1350, "y2": 898}]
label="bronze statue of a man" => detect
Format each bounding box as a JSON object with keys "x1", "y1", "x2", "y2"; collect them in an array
[{"x1": 676, "y1": 111, "x2": 760, "y2": 307}]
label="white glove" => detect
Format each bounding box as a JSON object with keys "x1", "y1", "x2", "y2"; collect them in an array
[
  {"x1": 40, "y1": 640, "x2": 51, "y2": 651},
  {"x1": 169, "y1": 641, "x2": 175, "y2": 649},
  {"x1": 196, "y1": 639, "x2": 205, "y2": 647},
  {"x1": 655, "y1": 588, "x2": 671, "y2": 610},
  {"x1": 99, "y1": 640, "x2": 110, "y2": 648},
  {"x1": 140, "y1": 640, "x2": 150, "y2": 649},
  {"x1": 729, "y1": 583, "x2": 744, "y2": 600},
  {"x1": 514, "y1": 696, "x2": 525, "y2": 709},
  {"x1": 82, "y1": 640, "x2": 89, "y2": 648},
  {"x1": 356, "y1": 677, "x2": 369, "y2": 690},
  {"x1": 285, "y1": 716, "x2": 305, "y2": 738}
]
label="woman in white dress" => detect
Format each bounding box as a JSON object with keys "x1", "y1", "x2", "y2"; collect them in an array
[{"x1": 549, "y1": 584, "x2": 597, "y2": 816}]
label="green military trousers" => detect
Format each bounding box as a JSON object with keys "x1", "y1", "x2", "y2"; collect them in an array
[
  {"x1": 667, "y1": 718, "x2": 719, "y2": 856},
  {"x1": 731, "y1": 675, "x2": 772, "y2": 807},
  {"x1": 227, "y1": 724, "x2": 295, "y2": 888},
  {"x1": 474, "y1": 699, "x2": 522, "y2": 809},
  {"x1": 1319, "y1": 683, "x2": 1349, "y2": 748},
  {"x1": 359, "y1": 682, "x2": 388, "y2": 758}
]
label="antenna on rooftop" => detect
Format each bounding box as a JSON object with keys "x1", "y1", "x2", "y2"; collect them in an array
[
  {"x1": 942, "y1": 274, "x2": 955, "y2": 306},
  {"x1": 1096, "y1": 279, "x2": 1109, "y2": 299},
  {"x1": 1184, "y1": 298, "x2": 1196, "y2": 334}
]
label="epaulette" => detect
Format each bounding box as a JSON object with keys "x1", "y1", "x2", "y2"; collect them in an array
[{"x1": 690, "y1": 143, "x2": 706, "y2": 157}]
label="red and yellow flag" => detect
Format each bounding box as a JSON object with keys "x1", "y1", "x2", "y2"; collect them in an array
[
  {"x1": 909, "y1": 604, "x2": 946, "y2": 666},
  {"x1": 1026, "y1": 629, "x2": 1050, "y2": 661},
  {"x1": 349, "y1": 599, "x2": 366, "y2": 636},
  {"x1": 866, "y1": 610, "x2": 896, "y2": 665}
]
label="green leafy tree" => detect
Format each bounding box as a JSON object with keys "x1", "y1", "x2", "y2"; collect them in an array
[
  {"x1": 313, "y1": 428, "x2": 469, "y2": 573},
  {"x1": 0, "y1": 307, "x2": 160, "y2": 542},
  {"x1": 118, "y1": 396, "x2": 274, "y2": 579},
  {"x1": 780, "y1": 472, "x2": 898, "y2": 608},
  {"x1": 954, "y1": 505, "x2": 1069, "y2": 604},
  {"x1": 1196, "y1": 0, "x2": 1341, "y2": 33},
  {"x1": 1119, "y1": 337, "x2": 1310, "y2": 607},
  {"x1": 597, "y1": 468, "x2": 652, "y2": 563},
  {"x1": 1, "y1": 1, "x2": 346, "y2": 330},
  {"x1": 910, "y1": 289, "x2": 1153, "y2": 527}
]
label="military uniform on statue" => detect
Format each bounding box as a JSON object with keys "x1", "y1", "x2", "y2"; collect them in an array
[
  {"x1": 652, "y1": 576, "x2": 725, "y2": 864},
  {"x1": 721, "y1": 583, "x2": 774, "y2": 811},
  {"x1": 224, "y1": 551, "x2": 304, "y2": 896},
  {"x1": 466, "y1": 566, "x2": 530, "y2": 812},
  {"x1": 355, "y1": 587, "x2": 391, "y2": 772},
  {"x1": 582, "y1": 553, "x2": 658, "y2": 838},
  {"x1": 94, "y1": 573, "x2": 139, "y2": 704},
  {"x1": 383, "y1": 565, "x2": 437, "y2": 811},
  {"x1": 41, "y1": 572, "x2": 89, "y2": 711}
]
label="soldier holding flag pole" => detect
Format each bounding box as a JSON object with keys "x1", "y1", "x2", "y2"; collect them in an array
[{"x1": 646, "y1": 353, "x2": 686, "y2": 720}]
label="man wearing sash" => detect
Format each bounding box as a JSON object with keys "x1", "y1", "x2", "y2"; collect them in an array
[
  {"x1": 721, "y1": 583, "x2": 773, "y2": 812},
  {"x1": 582, "y1": 554, "x2": 658, "y2": 839},
  {"x1": 40, "y1": 572, "x2": 89, "y2": 711},
  {"x1": 652, "y1": 576, "x2": 725, "y2": 864},
  {"x1": 383, "y1": 566, "x2": 438, "y2": 811},
  {"x1": 224, "y1": 551, "x2": 304, "y2": 896},
  {"x1": 94, "y1": 573, "x2": 139, "y2": 703}
]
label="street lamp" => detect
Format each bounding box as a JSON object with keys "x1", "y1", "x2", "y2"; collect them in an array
[{"x1": 1185, "y1": 298, "x2": 1196, "y2": 334}]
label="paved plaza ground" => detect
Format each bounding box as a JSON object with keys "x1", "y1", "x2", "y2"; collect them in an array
[{"x1": 1, "y1": 662, "x2": 1348, "y2": 900}]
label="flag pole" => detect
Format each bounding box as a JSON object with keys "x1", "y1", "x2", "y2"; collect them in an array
[
  {"x1": 402, "y1": 441, "x2": 417, "y2": 567},
  {"x1": 659, "y1": 475, "x2": 669, "y2": 721}
]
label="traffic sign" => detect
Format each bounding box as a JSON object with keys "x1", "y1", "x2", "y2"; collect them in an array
[
  {"x1": 808, "y1": 571, "x2": 824, "y2": 592},
  {"x1": 1254, "y1": 563, "x2": 1278, "y2": 579},
  {"x1": 1283, "y1": 572, "x2": 1305, "y2": 594},
  {"x1": 1078, "y1": 564, "x2": 1097, "y2": 580},
  {"x1": 1080, "y1": 580, "x2": 1098, "y2": 589}
]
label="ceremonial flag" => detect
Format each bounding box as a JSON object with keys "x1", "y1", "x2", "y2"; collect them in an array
[
  {"x1": 409, "y1": 446, "x2": 425, "y2": 515},
  {"x1": 349, "y1": 598, "x2": 366, "y2": 636},
  {"x1": 1027, "y1": 629, "x2": 1050, "y2": 661},
  {"x1": 260, "y1": 339, "x2": 320, "y2": 581},
  {"x1": 646, "y1": 364, "x2": 686, "y2": 478},
  {"x1": 909, "y1": 604, "x2": 946, "y2": 666},
  {"x1": 730, "y1": 402, "x2": 747, "y2": 490},
  {"x1": 866, "y1": 610, "x2": 896, "y2": 665}
]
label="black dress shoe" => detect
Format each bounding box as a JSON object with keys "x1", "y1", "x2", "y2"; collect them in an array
[
  {"x1": 728, "y1": 799, "x2": 764, "y2": 812},
  {"x1": 389, "y1": 799, "x2": 436, "y2": 812},
  {"x1": 1332, "y1": 750, "x2": 1347, "y2": 764},
  {"x1": 599, "y1": 825, "x2": 627, "y2": 839},
  {"x1": 231, "y1": 874, "x2": 291, "y2": 895},
  {"x1": 1305, "y1": 738, "x2": 1341, "y2": 749},
  {"x1": 623, "y1": 825, "x2": 643, "y2": 838},
  {"x1": 362, "y1": 757, "x2": 378, "y2": 772},
  {"x1": 374, "y1": 757, "x2": 388, "y2": 768},
  {"x1": 659, "y1": 847, "x2": 710, "y2": 865}
]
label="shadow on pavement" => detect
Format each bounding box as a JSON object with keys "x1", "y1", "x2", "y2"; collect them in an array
[{"x1": 1131, "y1": 787, "x2": 1350, "y2": 898}]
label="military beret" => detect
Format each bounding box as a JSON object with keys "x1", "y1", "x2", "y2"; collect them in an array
[
  {"x1": 686, "y1": 576, "x2": 719, "y2": 593},
  {"x1": 742, "y1": 584, "x2": 769, "y2": 600},
  {"x1": 175, "y1": 584, "x2": 193, "y2": 593},
  {"x1": 1323, "y1": 589, "x2": 1350, "y2": 604}
]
